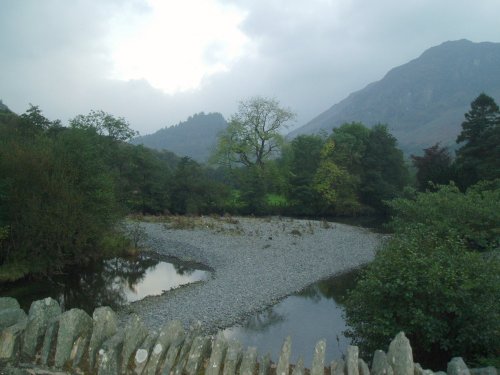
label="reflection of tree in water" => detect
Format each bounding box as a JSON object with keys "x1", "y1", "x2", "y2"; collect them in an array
[
  {"x1": 295, "y1": 269, "x2": 361, "y2": 305},
  {"x1": 57, "y1": 255, "x2": 159, "y2": 314},
  {"x1": 242, "y1": 307, "x2": 286, "y2": 332},
  {"x1": 172, "y1": 262, "x2": 195, "y2": 276}
]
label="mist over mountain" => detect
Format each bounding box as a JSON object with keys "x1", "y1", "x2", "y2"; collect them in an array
[
  {"x1": 132, "y1": 112, "x2": 227, "y2": 162},
  {"x1": 289, "y1": 40, "x2": 500, "y2": 154}
]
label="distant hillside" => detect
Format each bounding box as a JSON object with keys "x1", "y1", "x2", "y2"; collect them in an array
[
  {"x1": 132, "y1": 112, "x2": 227, "y2": 162},
  {"x1": 290, "y1": 40, "x2": 500, "y2": 154},
  {"x1": 0, "y1": 100, "x2": 10, "y2": 112}
]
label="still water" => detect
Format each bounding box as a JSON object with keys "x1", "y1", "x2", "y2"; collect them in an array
[
  {"x1": 0, "y1": 254, "x2": 209, "y2": 314},
  {"x1": 223, "y1": 270, "x2": 360, "y2": 365}
]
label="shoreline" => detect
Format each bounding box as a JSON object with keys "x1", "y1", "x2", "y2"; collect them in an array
[{"x1": 123, "y1": 216, "x2": 382, "y2": 333}]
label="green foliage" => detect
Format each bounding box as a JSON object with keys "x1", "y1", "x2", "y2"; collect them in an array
[
  {"x1": 388, "y1": 181, "x2": 500, "y2": 251},
  {"x1": 70, "y1": 109, "x2": 138, "y2": 141},
  {"x1": 213, "y1": 96, "x2": 295, "y2": 168},
  {"x1": 455, "y1": 93, "x2": 500, "y2": 189},
  {"x1": 344, "y1": 225, "x2": 500, "y2": 368}
]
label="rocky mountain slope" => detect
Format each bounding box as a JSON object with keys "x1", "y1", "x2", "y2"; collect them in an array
[{"x1": 289, "y1": 40, "x2": 500, "y2": 154}]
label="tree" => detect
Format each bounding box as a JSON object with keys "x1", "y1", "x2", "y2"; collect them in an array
[
  {"x1": 69, "y1": 109, "x2": 138, "y2": 142},
  {"x1": 213, "y1": 97, "x2": 295, "y2": 168},
  {"x1": 455, "y1": 93, "x2": 500, "y2": 188},
  {"x1": 411, "y1": 143, "x2": 454, "y2": 191}
]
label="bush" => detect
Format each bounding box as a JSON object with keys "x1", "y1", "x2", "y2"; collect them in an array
[
  {"x1": 387, "y1": 181, "x2": 500, "y2": 251},
  {"x1": 344, "y1": 225, "x2": 500, "y2": 369}
]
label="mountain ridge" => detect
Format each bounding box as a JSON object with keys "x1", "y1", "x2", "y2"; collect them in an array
[{"x1": 289, "y1": 39, "x2": 500, "y2": 154}]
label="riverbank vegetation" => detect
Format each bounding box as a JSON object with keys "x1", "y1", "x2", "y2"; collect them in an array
[{"x1": 0, "y1": 93, "x2": 498, "y2": 368}]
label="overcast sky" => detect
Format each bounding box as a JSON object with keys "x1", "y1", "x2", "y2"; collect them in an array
[{"x1": 1, "y1": 0, "x2": 500, "y2": 135}]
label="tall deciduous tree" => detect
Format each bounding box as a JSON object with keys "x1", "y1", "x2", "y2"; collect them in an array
[
  {"x1": 213, "y1": 97, "x2": 295, "y2": 168},
  {"x1": 69, "y1": 110, "x2": 138, "y2": 142},
  {"x1": 455, "y1": 93, "x2": 500, "y2": 188}
]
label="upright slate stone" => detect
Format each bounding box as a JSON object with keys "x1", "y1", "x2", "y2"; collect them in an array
[
  {"x1": 0, "y1": 297, "x2": 20, "y2": 311},
  {"x1": 0, "y1": 319, "x2": 27, "y2": 362},
  {"x1": 120, "y1": 313, "x2": 148, "y2": 374},
  {"x1": 173, "y1": 321, "x2": 201, "y2": 375},
  {"x1": 371, "y1": 351, "x2": 393, "y2": 375},
  {"x1": 97, "y1": 330, "x2": 125, "y2": 375},
  {"x1": 346, "y1": 346, "x2": 359, "y2": 375},
  {"x1": 88, "y1": 307, "x2": 118, "y2": 371},
  {"x1": 39, "y1": 318, "x2": 59, "y2": 366},
  {"x1": 185, "y1": 335, "x2": 210, "y2": 375},
  {"x1": 206, "y1": 332, "x2": 228, "y2": 375},
  {"x1": 21, "y1": 297, "x2": 61, "y2": 361},
  {"x1": 0, "y1": 308, "x2": 27, "y2": 331},
  {"x1": 276, "y1": 336, "x2": 292, "y2": 375},
  {"x1": 131, "y1": 331, "x2": 158, "y2": 375},
  {"x1": 240, "y1": 346, "x2": 257, "y2": 375},
  {"x1": 292, "y1": 357, "x2": 305, "y2": 375},
  {"x1": 447, "y1": 358, "x2": 471, "y2": 375},
  {"x1": 144, "y1": 320, "x2": 184, "y2": 375},
  {"x1": 54, "y1": 308, "x2": 92, "y2": 369},
  {"x1": 259, "y1": 353, "x2": 271, "y2": 375},
  {"x1": 159, "y1": 328, "x2": 185, "y2": 375},
  {"x1": 222, "y1": 340, "x2": 243, "y2": 375},
  {"x1": 359, "y1": 359, "x2": 370, "y2": 375},
  {"x1": 331, "y1": 359, "x2": 346, "y2": 375},
  {"x1": 387, "y1": 332, "x2": 413, "y2": 375},
  {"x1": 311, "y1": 339, "x2": 326, "y2": 375}
]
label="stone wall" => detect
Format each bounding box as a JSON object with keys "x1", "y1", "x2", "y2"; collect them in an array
[{"x1": 0, "y1": 297, "x2": 497, "y2": 375}]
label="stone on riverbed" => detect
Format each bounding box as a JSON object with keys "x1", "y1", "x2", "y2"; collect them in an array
[{"x1": 21, "y1": 297, "x2": 61, "y2": 361}]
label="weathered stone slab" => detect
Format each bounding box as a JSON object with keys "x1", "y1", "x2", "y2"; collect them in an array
[
  {"x1": 359, "y1": 358, "x2": 370, "y2": 375},
  {"x1": 132, "y1": 331, "x2": 158, "y2": 375},
  {"x1": 159, "y1": 328, "x2": 185, "y2": 375},
  {"x1": 144, "y1": 320, "x2": 184, "y2": 375},
  {"x1": 346, "y1": 346, "x2": 359, "y2": 375},
  {"x1": 371, "y1": 350, "x2": 392, "y2": 375},
  {"x1": 240, "y1": 346, "x2": 257, "y2": 375},
  {"x1": 311, "y1": 339, "x2": 326, "y2": 375},
  {"x1": 54, "y1": 308, "x2": 92, "y2": 369},
  {"x1": 276, "y1": 336, "x2": 292, "y2": 375},
  {"x1": 97, "y1": 329, "x2": 125, "y2": 375},
  {"x1": 0, "y1": 319, "x2": 27, "y2": 362},
  {"x1": 173, "y1": 321, "x2": 201, "y2": 375},
  {"x1": 470, "y1": 367, "x2": 498, "y2": 375},
  {"x1": 120, "y1": 313, "x2": 148, "y2": 374},
  {"x1": 331, "y1": 359, "x2": 345, "y2": 375},
  {"x1": 0, "y1": 308, "x2": 27, "y2": 331},
  {"x1": 206, "y1": 332, "x2": 228, "y2": 375},
  {"x1": 88, "y1": 306, "x2": 118, "y2": 371},
  {"x1": 222, "y1": 340, "x2": 243, "y2": 375},
  {"x1": 185, "y1": 335, "x2": 210, "y2": 375},
  {"x1": 22, "y1": 297, "x2": 61, "y2": 361},
  {"x1": 259, "y1": 353, "x2": 271, "y2": 375},
  {"x1": 0, "y1": 297, "x2": 20, "y2": 311},
  {"x1": 39, "y1": 318, "x2": 59, "y2": 366},
  {"x1": 447, "y1": 358, "x2": 471, "y2": 375},
  {"x1": 292, "y1": 357, "x2": 305, "y2": 375},
  {"x1": 387, "y1": 332, "x2": 413, "y2": 375},
  {"x1": 70, "y1": 333, "x2": 91, "y2": 370}
]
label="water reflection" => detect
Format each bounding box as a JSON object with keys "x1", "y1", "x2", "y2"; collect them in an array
[
  {"x1": 223, "y1": 270, "x2": 360, "y2": 366},
  {"x1": 0, "y1": 254, "x2": 209, "y2": 314}
]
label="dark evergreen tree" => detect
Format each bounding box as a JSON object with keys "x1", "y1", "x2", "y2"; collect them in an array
[
  {"x1": 411, "y1": 143, "x2": 454, "y2": 191},
  {"x1": 455, "y1": 93, "x2": 500, "y2": 188}
]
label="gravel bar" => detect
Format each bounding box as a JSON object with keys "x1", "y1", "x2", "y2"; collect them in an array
[{"x1": 125, "y1": 216, "x2": 382, "y2": 334}]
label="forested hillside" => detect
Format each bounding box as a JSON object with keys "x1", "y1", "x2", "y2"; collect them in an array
[
  {"x1": 132, "y1": 112, "x2": 227, "y2": 162},
  {"x1": 290, "y1": 40, "x2": 500, "y2": 154}
]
